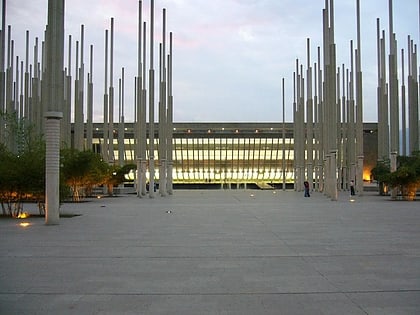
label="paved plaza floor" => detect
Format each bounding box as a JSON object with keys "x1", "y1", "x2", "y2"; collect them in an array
[{"x1": 1, "y1": 189, "x2": 420, "y2": 314}]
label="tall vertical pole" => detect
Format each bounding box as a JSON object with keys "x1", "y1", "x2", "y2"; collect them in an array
[
  {"x1": 0, "y1": 0, "x2": 6, "y2": 143},
  {"x1": 355, "y1": 0, "x2": 364, "y2": 196},
  {"x1": 74, "y1": 25, "x2": 85, "y2": 150},
  {"x1": 141, "y1": 21, "x2": 148, "y2": 196},
  {"x1": 282, "y1": 77, "x2": 286, "y2": 191},
  {"x1": 149, "y1": 0, "x2": 155, "y2": 198},
  {"x1": 136, "y1": 0, "x2": 143, "y2": 197},
  {"x1": 167, "y1": 31, "x2": 174, "y2": 195},
  {"x1": 408, "y1": 37, "x2": 419, "y2": 154},
  {"x1": 24, "y1": 30, "x2": 29, "y2": 120},
  {"x1": 377, "y1": 20, "x2": 389, "y2": 161},
  {"x1": 86, "y1": 44, "x2": 93, "y2": 151},
  {"x1": 292, "y1": 71, "x2": 297, "y2": 191},
  {"x1": 109, "y1": 18, "x2": 115, "y2": 163},
  {"x1": 159, "y1": 8, "x2": 167, "y2": 196},
  {"x1": 306, "y1": 38, "x2": 314, "y2": 193},
  {"x1": 63, "y1": 35, "x2": 71, "y2": 146},
  {"x1": 401, "y1": 48, "x2": 406, "y2": 156},
  {"x1": 388, "y1": 0, "x2": 399, "y2": 199},
  {"x1": 118, "y1": 67, "x2": 125, "y2": 166},
  {"x1": 313, "y1": 60, "x2": 319, "y2": 191},
  {"x1": 33, "y1": 37, "x2": 41, "y2": 135},
  {"x1": 317, "y1": 47, "x2": 324, "y2": 192},
  {"x1": 349, "y1": 41, "x2": 356, "y2": 192},
  {"x1": 44, "y1": 0, "x2": 64, "y2": 225},
  {"x1": 103, "y1": 29, "x2": 109, "y2": 162},
  {"x1": 323, "y1": 0, "x2": 338, "y2": 200}
]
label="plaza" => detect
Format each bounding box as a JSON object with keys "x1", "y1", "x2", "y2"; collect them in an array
[{"x1": 1, "y1": 189, "x2": 420, "y2": 314}]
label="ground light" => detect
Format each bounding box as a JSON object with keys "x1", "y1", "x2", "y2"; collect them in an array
[{"x1": 17, "y1": 212, "x2": 30, "y2": 219}]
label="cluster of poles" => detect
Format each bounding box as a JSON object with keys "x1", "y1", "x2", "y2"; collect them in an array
[
  {"x1": 377, "y1": 2, "x2": 420, "y2": 187},
  {"x1": 71, "y1": 0, "x2": 175, "y2": 199},
  {"x1": 291, "y1": 0, "x2": 364, "y2": 200},
  {"x1": 291, "y1": 0, "x2": 420, "y2": 200},
  {"x1": 0, "y1": 0, "x2": 419, "y2": 222},
  {"x1": 0, "y1": 0, "x2": 174, "y2": 223}
]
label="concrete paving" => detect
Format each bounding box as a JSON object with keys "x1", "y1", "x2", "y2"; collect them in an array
[{"x1": 1, "y1": 189, "x2": 420, "y2": 314}]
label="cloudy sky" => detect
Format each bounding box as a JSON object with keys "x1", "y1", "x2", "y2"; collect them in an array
[{"x1": 6, "y1": 0, "x2": 420, "y2": 123}]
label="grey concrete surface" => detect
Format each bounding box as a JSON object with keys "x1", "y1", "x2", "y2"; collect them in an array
[{"x1": 1, "y1": 189, "x2": 420, "y2": 314}]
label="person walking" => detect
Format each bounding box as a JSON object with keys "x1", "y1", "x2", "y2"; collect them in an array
[
  {"x1": 350, "y1": 180, "x2": 355, "y2": 196},
  {"x1": 304, "y1": 181, "x2": 310, "y2": 197}
]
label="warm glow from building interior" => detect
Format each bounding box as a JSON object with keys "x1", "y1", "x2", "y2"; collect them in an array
[{"x1": 363, "y1": 169, "x2": 372, "y2": 181}]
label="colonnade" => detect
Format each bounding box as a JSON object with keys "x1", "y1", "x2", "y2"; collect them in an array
[
  {"x1": 293, "y1": 0, "x2": 419, "y2": 199},
  {"x1": 293, "y1": 0, "x2": 364, "y2": 199},
  {"x1": 0, "y1": 0, "x2": 174, "y2": 224}
]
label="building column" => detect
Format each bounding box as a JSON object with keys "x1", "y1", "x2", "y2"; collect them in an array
[{"x1": 45, "y1": 112, "x2": 63, "y2": 225}]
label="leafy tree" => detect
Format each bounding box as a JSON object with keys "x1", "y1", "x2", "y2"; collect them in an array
[
  {"x1": 0, "y1": 144, "x2": 19, "y2": 215},
  {"x1": 370, "y1": 160, "x2": 390, "y2": 195},
  {"x1": 61, "y1": 149, "x2": 110, "y2": 201},
  {"x1": 372, "y1": 152, "x2": 420, "y2": 200},
  {"x1": 0, "y1": 141, "x2": 45, "y2": 216}
]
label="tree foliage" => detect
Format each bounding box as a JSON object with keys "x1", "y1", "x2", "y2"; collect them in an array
[
  {"x1": 371, "y1": 152, "x2": 420, "y2": 200},
  {"x1": 61, "y1": 149, "x2": 110, "y2": 201},
  {"x1": 0, "y1": 142, "x2": 45, "y2": 216}
]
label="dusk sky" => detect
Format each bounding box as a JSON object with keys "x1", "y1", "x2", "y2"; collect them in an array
[{"x1": 6, "y1": 0, "x2": 420, "y2": 123}]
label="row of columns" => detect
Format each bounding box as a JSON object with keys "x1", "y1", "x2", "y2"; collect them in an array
[
  {"x1": 0, "y1": 0, "x2": 174, "y2": 224},
  {"x1": 135, "y1": 0, "x2": 174, "y2": 198},
  {"x1": 293, "y1": 0, "x2": 364, "y2": 200},
  {"x1": 376, "y1": 0, "x2": 420, "y2": 198}
]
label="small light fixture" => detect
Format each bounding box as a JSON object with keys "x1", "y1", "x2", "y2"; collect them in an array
[{"x1": 17, "y1": 212, "x2": 29, "y2": 219}]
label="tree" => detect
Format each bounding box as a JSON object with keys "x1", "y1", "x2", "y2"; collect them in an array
[
  {"x1": 372, "y1": 152, "x2": 420, "y2": 200},
  {"x1": 61, "y1": 149, "x2": 110, "y2": 201},
  {"x1": 0, "y1": 142, "x2": 45, "y2": 216},
  {"x1": 370, "y1": 160, "x2": 390, "y2": 195}
]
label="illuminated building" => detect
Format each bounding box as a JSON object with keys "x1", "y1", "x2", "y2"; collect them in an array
[{"x1": 82, "y1": 122, "x2": 378, "y2": 187}]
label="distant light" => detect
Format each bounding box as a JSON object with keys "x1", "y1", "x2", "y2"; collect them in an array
[
  {"x1": 207, "y1": 129, "x2": 211, "y2": 133},
  {"x1": 187, "y1": 129, "x2": 191, "y2": 133},
  {"x1": 255, "y1": 129, "x2": 259, "y2": 133},
  {"x1": 17, "y1": 212, "x2": 29, "y2": 219},
  {"x1": 235, "y1": 129, "x2": 239, "y2": 133}
]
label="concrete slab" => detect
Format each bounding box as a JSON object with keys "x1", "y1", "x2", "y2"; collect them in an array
[{"x1": 1, "y1": 189, "x2": 420, "y2": 314}]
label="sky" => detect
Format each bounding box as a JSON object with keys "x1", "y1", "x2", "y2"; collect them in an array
[{"x1": 5, "y1": 0, "x2": 420, "y2": 123}]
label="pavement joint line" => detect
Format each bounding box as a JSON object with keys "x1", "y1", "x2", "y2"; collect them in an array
[
  {"x1": 1, "y1": 253, "x2": 406, "y2": 259},
  {"x1": 2, "y1": 289, "x2": 420, "y2": 296}
]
